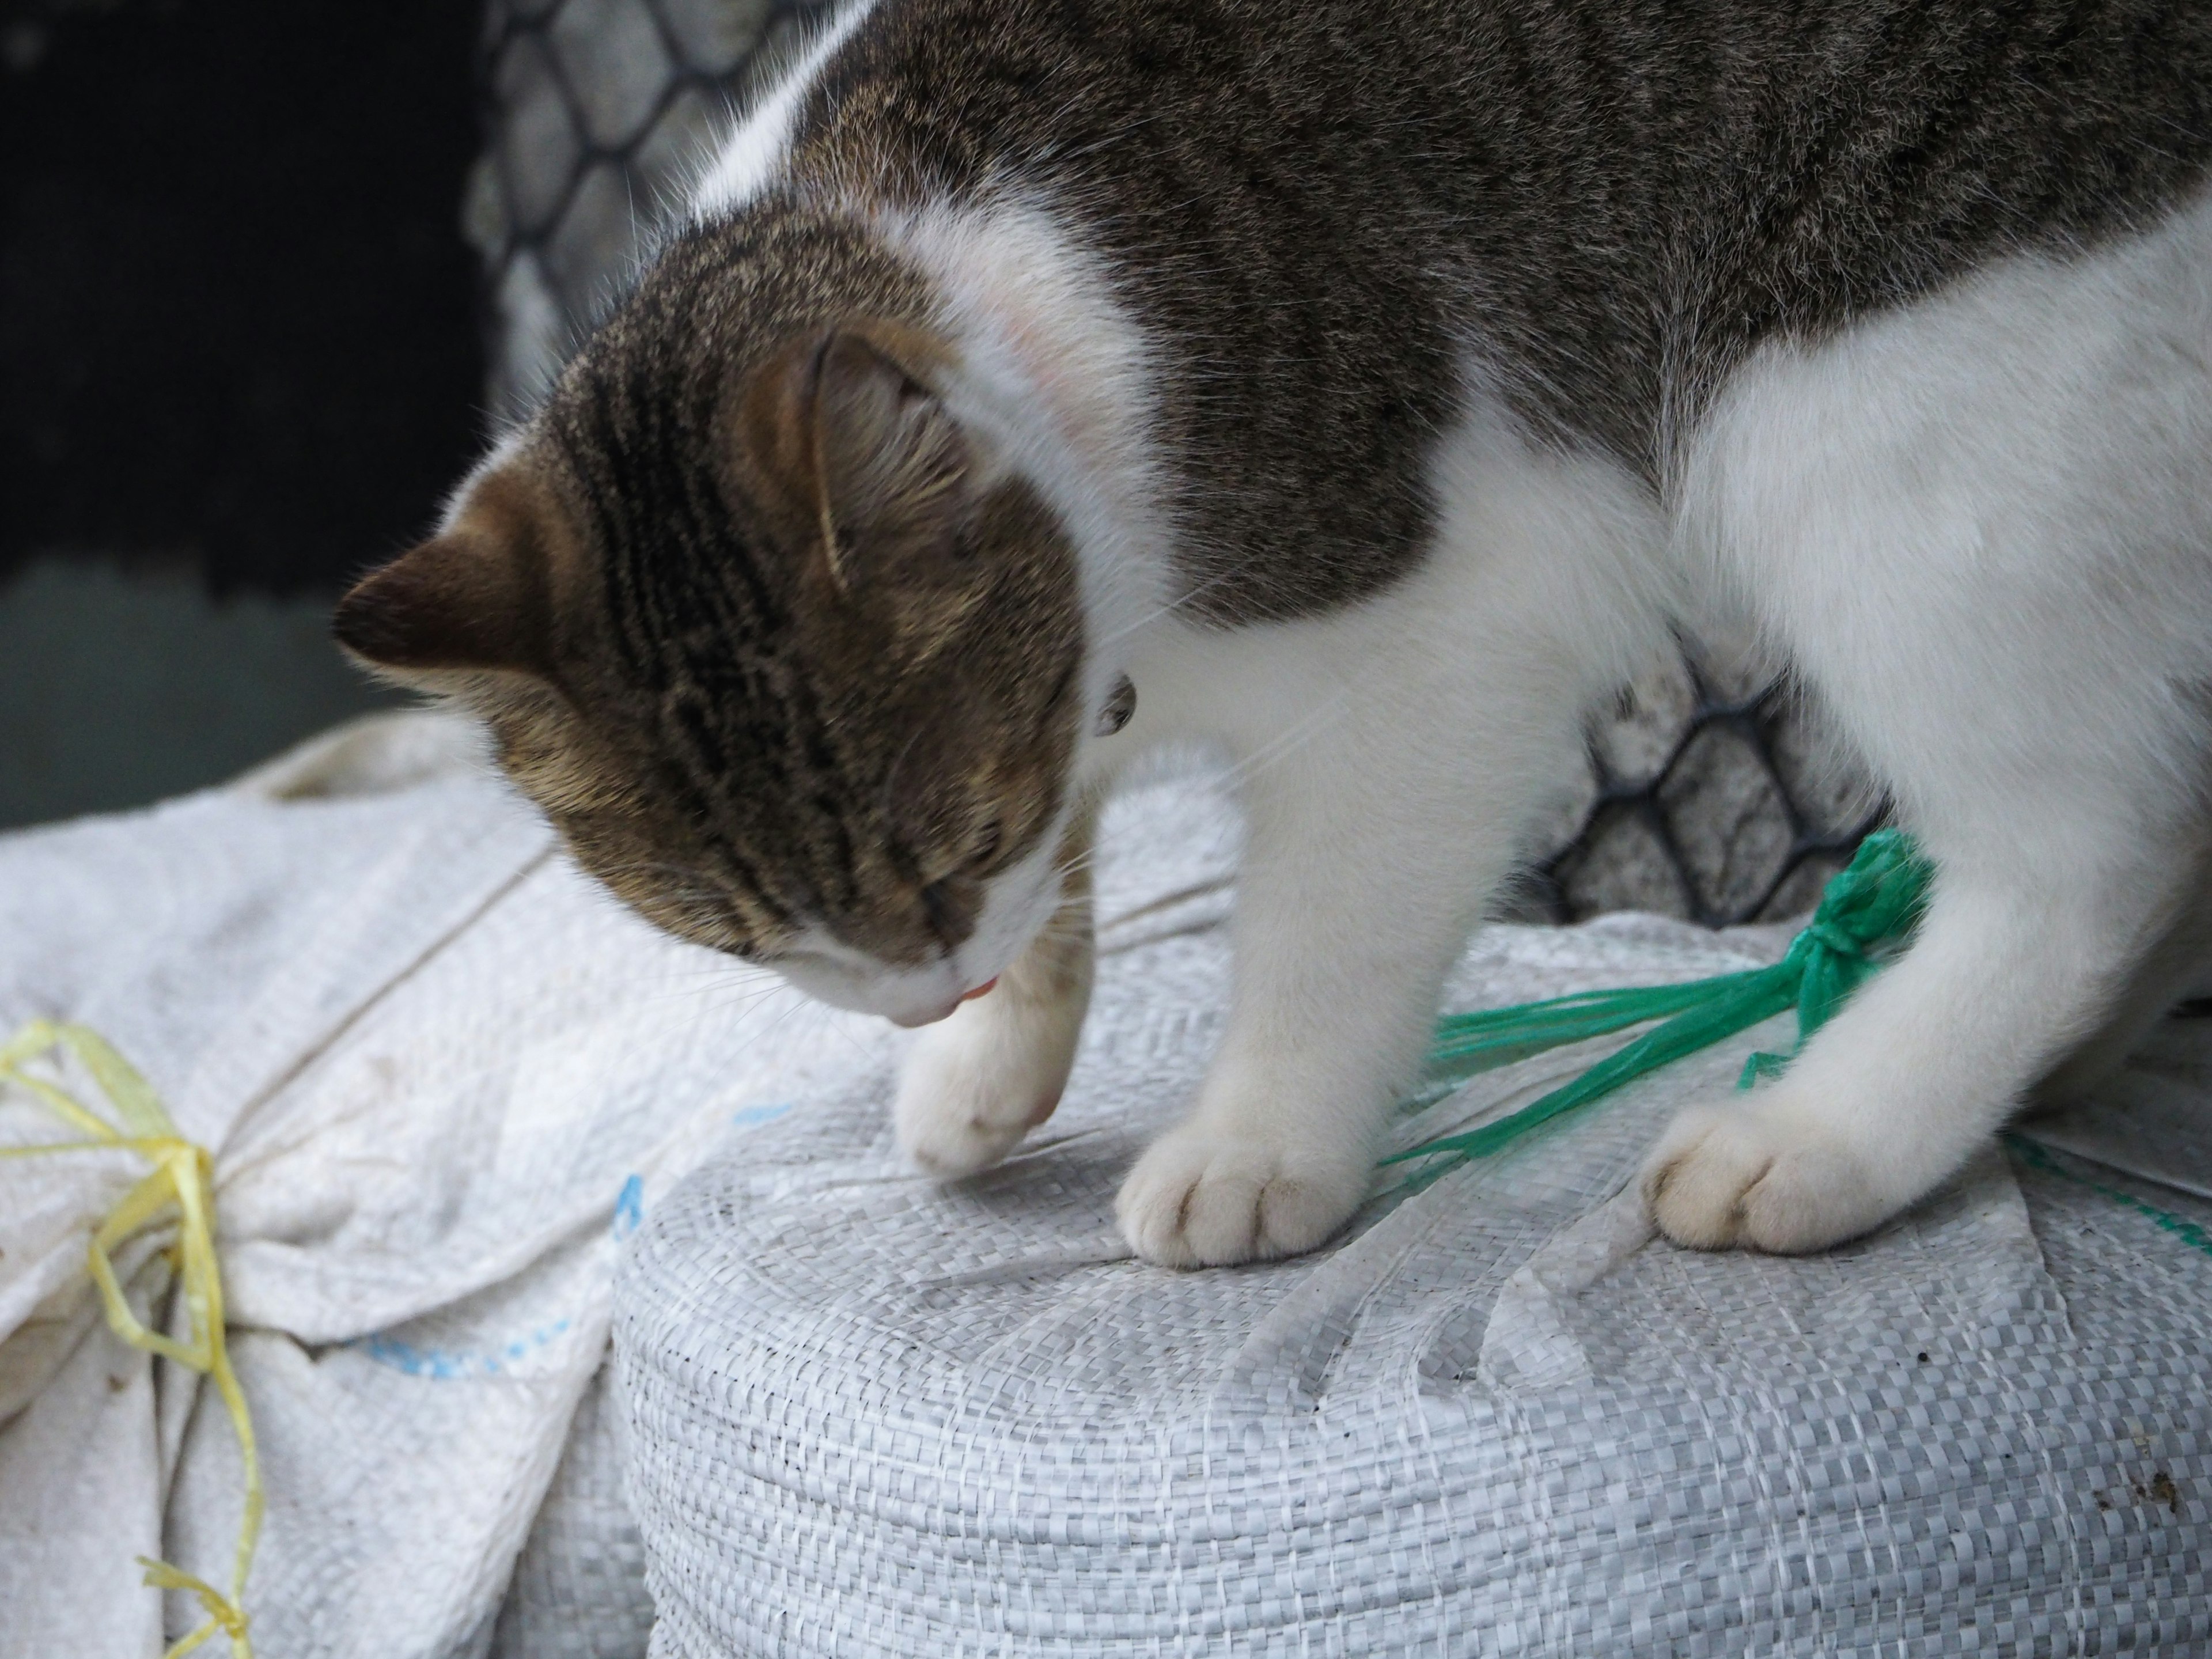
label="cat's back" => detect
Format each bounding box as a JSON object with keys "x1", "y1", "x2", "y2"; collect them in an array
[
  {"x1": 669, "y1": 0, "x2": 2212, "y2": 619},
  {"x1": 781, "y1": 0, "x2": 2211, "y2": 467},
  {"x1": 802, "y1": 0, "x2": 2212, "y2": 262}
]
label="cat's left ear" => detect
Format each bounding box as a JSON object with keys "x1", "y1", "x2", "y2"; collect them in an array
[
  {"x1": 737, "y1": 324, "x2": 974, "y2": 591},
  {"x1": 332, "y1": 463, "x2": 564, "y2": 685}
]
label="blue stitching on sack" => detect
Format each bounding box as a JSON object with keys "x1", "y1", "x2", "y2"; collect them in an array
[
  {"x1": 357, "y1": 1319, "x2": 574, "y2": 1380},
  {"x1": 612, "y1": 1173, "x2": 644, "y2": 1239},
  {"x1": 356, "y1": 1114, "x2": 791, "y2": 1381}
]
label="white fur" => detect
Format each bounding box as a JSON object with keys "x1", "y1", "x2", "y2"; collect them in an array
[
  {"x1": 978, "y1": 185, "x2": 2212, "y2": 1266},
  {"x1": 893, "y1": 865, "x2": 1096, "y2": 1176},
  {"x1": 894, "y1": 979, "x2": 1089, "y2": 1173},
  {"x1": 691, "y1": 73, "x2": 2212, "y2": 1262},
  {"x1": 867, "y1": 204, "x2": 1184, "y2": 1168},
  {"x1": 870, "y1": 203, "x2": 1672, "y2": 1260},
  {"x1": 1646, "y1": 190, "x2": 2212, "y2": 1251},
  {"x1": 1109, "y1": 403, "x2": 1671, "y2": 1263},
  {"x1": 691, "y1": 0, "x2": 881, "y2": 218},
  {"x1": 887, "y1": 200, "x2": 1179, "y2": 745}
]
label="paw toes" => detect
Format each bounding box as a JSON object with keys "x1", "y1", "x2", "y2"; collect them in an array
[
  {"x1": 1116, "y1": 1131, "x2": 1363, "y2": 1268},
  {"x1": 1643, "y1": 1104, "x2": 1887, "y2": 1255},
  {"x1": 1643, "y1": 1108, "x2": 1771, "y2": 1250},
  {"x1": 1737, "y1": 1160, "x2": 1876, "y2": 1255},
  {"x1": 902, "y1": 1112, "x2": 1030, "y2": 1179},
  {"x1": 885, "y1": 1057, "x2": 1048, "y2": 1185},
  {"x1": 891, "y1": 968, "x2": 1092, "y2": 1180}
]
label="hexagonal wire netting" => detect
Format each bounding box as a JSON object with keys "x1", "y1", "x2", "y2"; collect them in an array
[{"x1": 470, "y1": 0, "x2": 1884, "y2": 927}]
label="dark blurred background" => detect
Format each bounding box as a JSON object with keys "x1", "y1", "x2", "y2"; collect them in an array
[{"x1": 1, "y1": 0, "x2": 484, "y2": 827}]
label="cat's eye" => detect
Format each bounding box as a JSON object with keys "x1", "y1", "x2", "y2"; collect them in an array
[
  {"x1": 1096, "y1": 676, "x2": 1137, "y2": 737},
  {"x1": 968, "y1": 820, "x2": 1002, "y2": 870}
]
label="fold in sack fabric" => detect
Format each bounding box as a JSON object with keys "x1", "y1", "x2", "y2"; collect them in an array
[
  {"x1": 619, "y1": 771, "x2": 2212, "y2": 1656},
  {"x1": 0, "y1": 713, "x2": 876, "y2": 1659}
]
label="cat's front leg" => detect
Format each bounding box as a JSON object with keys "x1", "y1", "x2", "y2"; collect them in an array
[
  {"x1": 1642, "y1": 836, "x2": 2200, "y2": 1252},
  {"x1": 1109, "y1": 409, "x2": 1667, "y2": 1267},
  {"x1": 895, "y1": 813, "x2": 1095, "y2": 1177},
  {"x1": 1115, "y1": 721, "x2": 1532, "y2": 1268}
]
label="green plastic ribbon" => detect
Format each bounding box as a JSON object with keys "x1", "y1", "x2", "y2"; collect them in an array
[{"x1": 1388, "y1": 828, "x2": 1934, "y2": 1182}]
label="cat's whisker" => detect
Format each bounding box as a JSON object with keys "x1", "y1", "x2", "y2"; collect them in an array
[
  {"x1": 1210, "y1": 693, "x2": 1352, "y2": 790},
  {"x1": 1092, "y1": 567, "x2": 1247, "y2": 651}
]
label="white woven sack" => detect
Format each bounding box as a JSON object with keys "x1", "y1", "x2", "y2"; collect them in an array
[
  {"x1": 0, "y1": 713, "x2": 872, "y2": 1659},
  {"x1": 491, "y1": 1364, "x2": 658, "y2": 1659},
  {"x1": 619, "y1": 770, "x2": 2212, "y2": 1657}
]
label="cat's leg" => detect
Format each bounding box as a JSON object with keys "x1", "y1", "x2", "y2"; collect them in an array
[
  {"x1": 2030, "y1": 837, "x2": 2212, "y2": 1111},
  {"x1": 1116, "y1": 412, "x2": 1664, "y2": 1267},
  {"x1": 895, "y1": 811, "x2": 1095, "y2": 1176},
  {"x1": 1646, "y1": 202, "x2": 2212, "y2": 1252},
  {"x1": 1113, "y1": 713, "x2": 1522, "y2": 1267},
  {"x1": 1645, "y1": 831, "x2": 2200, "y2": 1251}
]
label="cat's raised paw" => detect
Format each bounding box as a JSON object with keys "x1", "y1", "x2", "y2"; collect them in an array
[
  {"x1": 1116, "y1": 1124, "x2": 1366, "y2": 1268},
  {"x1": 1641, "y1": 1101, "x2": 1892, "y2": 1253},
  {"x1": 894, "y1": 1003, "x2": 1069, "y2": 1179}
]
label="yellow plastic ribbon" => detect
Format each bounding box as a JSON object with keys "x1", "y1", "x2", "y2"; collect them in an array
[{"x1": 0, "y1": 1020, "x2": 260, "y2": 1658}]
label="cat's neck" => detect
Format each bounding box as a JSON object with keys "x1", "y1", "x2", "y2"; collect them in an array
[{"x1": 892, "y1": 200, "x2": 1178, "y2": 756}]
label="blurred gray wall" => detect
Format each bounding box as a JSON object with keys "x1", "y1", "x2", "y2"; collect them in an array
[{"x1": 0, "y1": 559, "x2": 398, "y2": 830}]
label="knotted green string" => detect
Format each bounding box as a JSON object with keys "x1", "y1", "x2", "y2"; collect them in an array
[{"x1": 1388, "y1": 828, "x2": 1934, "y2": 1182}]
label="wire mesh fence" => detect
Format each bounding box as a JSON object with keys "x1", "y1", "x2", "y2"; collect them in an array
[
  {"x1": 471, "y1": 0, "x2": 1881, "y2": 925},
  {"x1": 470, "y1": 0, "x2": 835, "y2": 417}
]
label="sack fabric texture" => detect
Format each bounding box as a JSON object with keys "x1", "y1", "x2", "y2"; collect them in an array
[
  {"x1": 0, "y1": 713, "x2": 832, "y2": 1658},
  {"x1": 619, "y1": 763, "x2": 2212, "y2": 1657},
  {"x1": 4, "y1": 713, "x2": 2208, "y2": 1656}
]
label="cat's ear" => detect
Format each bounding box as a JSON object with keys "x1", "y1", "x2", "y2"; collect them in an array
[
  {"x1": 739, "y1": 325, "x2": 972, "y2": 591},
  {"x1": 333, "y1": 465, "x2": 560, "y2": 683}
]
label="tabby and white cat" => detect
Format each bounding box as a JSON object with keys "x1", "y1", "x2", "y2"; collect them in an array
[{"x1": 338, "y1": 0, "x2": 2212, "y2": 1267}]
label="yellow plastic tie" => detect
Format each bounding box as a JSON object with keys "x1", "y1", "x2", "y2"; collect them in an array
[{"x1": 0, "y1": 1020, "x2": 260, "y2": 1659}]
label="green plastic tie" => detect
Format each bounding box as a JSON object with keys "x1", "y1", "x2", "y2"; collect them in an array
[{"x1": 1387, "y1": 828, "x2": 1934, "y2": 1184}]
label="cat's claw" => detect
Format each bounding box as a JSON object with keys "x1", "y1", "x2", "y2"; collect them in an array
[
  {"x1": 1641, "y1": 1100, "x2": 1893, "y2": 1253},
  {"x1": 1116, "y1": 1124, "x2": 1367, "y2": 1268},
  {"x1": 893, "y1": 997, "x2": 1073, "y2": 1178}
]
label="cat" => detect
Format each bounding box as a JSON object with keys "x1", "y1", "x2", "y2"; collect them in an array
[{"x1": 336, "y1": 0, "x2": 2212, "y2": 1268}]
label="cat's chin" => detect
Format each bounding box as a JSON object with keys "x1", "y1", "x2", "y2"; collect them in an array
[
  {"x1": 767, "y1": 951, "x2": 979, "y2": 1028},
  {"x1": 884, "y1": 976, "x2": 1002, "y2": 1028},
  {"x1": 886, "y1": 1000, "x2": 961, "y2": 1029},
  {"x1": 772, "y1": 961, "x2": 1004, "y2": 1028}
]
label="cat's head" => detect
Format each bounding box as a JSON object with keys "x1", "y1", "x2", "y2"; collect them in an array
[{"x1": 335, "y1": 218, "x2": 1100, "y2": 1026}]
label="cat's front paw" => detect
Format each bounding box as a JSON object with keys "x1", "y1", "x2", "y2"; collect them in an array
[
  {"x1": 1116, "y1": 1123, "x2": 1368, "y2": 1268},
  {"x1": 1641, "y1": 1100, "x2": 1894, "y2": 1253},
  {"x1": 894, "y1": 997, "x2": 1073, "y2": 1179}
]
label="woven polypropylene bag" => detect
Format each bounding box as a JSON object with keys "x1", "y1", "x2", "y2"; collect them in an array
[
  {"x1": 617, "y1": 771, "x2": 2211, "y2": 1657},
  {"x1": 0, "y1": 712, "x2": 876, "y2": 1658}
]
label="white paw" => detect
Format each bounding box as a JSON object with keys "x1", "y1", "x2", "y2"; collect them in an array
[
  {"x1": 893, "y1": 997, "x2": 1075, "y2": 1179},
  {"x1": 1641, "y1": 1100, "x2": 1895, "y2": 1253},
  {"x1": 1116, "y1": 1123, "x2": 1369, "y2": 1268}
]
